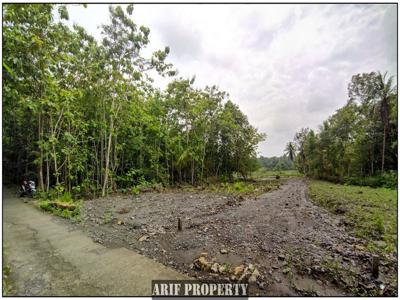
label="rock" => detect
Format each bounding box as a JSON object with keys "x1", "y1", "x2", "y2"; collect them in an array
[
  {"x1": 238, "y1": 268, "x2": 251, "y2": 282},
  {"x1": 335, "y1": 206, "x2": 347, "y2": 214},
  {"x1": 274, "y1": 276, "x2": 282, "y2": 283},
  {"x1": 230, "y1": 275, "x2": 237, "y2": 281},
  {"x1": 194, "y1": 256, "x2": 211, "y2": 271},
  {"x1": 272, "y1": 265, "x2": 279, "y2": 269},
  {"x1": 211, "y1": 263, "x2": 219, "y2": 273},
  {"x1": 248, "y1": 275, "x2": 257, "y2": 283},
  {"x1": 282, "y1": 267, "x2": 291, "y2": 274},
  {"x1": 218, "y1": 265, "x2": 227, "y2": 273},
  {"x1": 252, "y1": 268, "x2": 260, "y2": 278},
  {"x1": 248, "y1": 263, "x2": 255, "y2": 272},
  {"x1": 233, "y1": 265, "x2": 245, "y2": 276},
  {"x1": 117, "y1": 219, "x2": 124, "y2": 225},
  {"x1": 200, "y1": 252, "x2": 208, "y2": 257},
  {"x1": 374, "y1": 241, "x2": 387, "y2": 248},
  {"x1": 220, "y1": 249, "x2": 228, "y2": 254},
  {"x1": 355, "y1": 244, "x2": 365, "y2": 251},
  {"x1": 278, "y1": 254, "x2": 285, "y2": 260},
  {"x1": 138, "y1": 235, "x2": 149, "y2": 242}
]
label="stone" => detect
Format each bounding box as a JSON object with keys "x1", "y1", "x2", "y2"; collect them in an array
[
  {"x1": 211, "y1": 263, "x2": 219, "y2": 273},
  {"x1": 248, "y1": 263, "x2": 255, "y2": 272},
  {"x1": 355, "y1": 244, "x2": 365, "y2": 251},
  {"x1": 257, "y1": 281, "x2": 266, "y2": 290},
  {"x1": 138, "y1": 235, "x2": 149, "y2": 242},
  {"x1": 218, "y1": 265, "x2": 227, "y2": 273},
  {"x1": 194, "y1": 256, "x2": 211, "y2": 271},
  {"x1": 374, "y1": 241, "x2": 387, "y2": 248},
  {"x1": 233, "y1": 265, "x2": 245, "y2": 276},
  {"x1": 252, "y1": 268, "x2": 260, "y2": 278},
  {"x1": 278, "y1": 254, "x2": 285, "y2": 260},
  {"x1": 248, "y1": 275, "x2": 257, "y2": 283},
  {"x1": 282, "y1": 267, "x2": 291, "y2": 274},
  {"x1": 220, "y1": 249, "x2": 228, "y2": 254}
]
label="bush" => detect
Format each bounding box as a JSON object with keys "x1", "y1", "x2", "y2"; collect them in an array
[
  {"x1": 37, "y1": 189, "x2": 81, "y2": 220},
  {"x1": 344, "y1": 172, "x2": 397, "y2": 189}
]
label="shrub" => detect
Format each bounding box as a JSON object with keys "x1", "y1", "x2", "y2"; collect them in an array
[{"x1": 344, "y1": 172, "x2": 397, "y2": 189}]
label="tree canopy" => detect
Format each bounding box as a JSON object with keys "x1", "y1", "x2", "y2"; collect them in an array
[
  {"x1": 3, "y1": 4, "x2": 265, "y2": 196},
  {"x1": 288, "y1": 72, "x2": 397, "y2": 184}
]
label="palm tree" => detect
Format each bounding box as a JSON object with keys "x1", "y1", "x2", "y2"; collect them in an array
[
  {"x1": 376, "y1": 72, "x2": 396, "y2": 173},
  {"x1": 284, "y1": 142, "x2": 296, "y2": 161}
]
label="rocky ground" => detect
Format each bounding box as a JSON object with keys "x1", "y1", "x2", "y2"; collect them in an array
[{"x1": 78, "y1": 178, "x2": 397, "y2": 296}]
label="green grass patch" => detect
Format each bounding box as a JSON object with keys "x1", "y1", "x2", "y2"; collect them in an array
[
  {"x1": 208, "y1": 179, "x2": 282, "y2": 196},
  {"x1": 2, "y1": 265, "x2": 12, "y2": 295},
  {"x1": 36, "y1": 191, "x2": 81, "y2": 221},
  {"x1": 308, "y1": 180, "x2": 397, "y2": 254},
  {"x1": 252, "y1": 168, "x2": 302, "y2": 179}
]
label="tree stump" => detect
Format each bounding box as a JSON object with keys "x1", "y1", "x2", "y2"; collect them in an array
[
  {"x1": 372, "y1": 255, "x2": 379, "y2": 278},
  {"x1": 177, "y1": 217, "x2": 182, "y2": 231}
]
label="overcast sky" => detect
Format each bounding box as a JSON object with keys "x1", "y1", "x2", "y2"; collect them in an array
[{"x1": 64, "y1": 4, "x2": 397, "y2": 157}]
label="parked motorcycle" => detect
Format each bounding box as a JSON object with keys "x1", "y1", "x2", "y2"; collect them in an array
[{"x1": 19, "y1": 180, "x2": 36, "y2": 197}]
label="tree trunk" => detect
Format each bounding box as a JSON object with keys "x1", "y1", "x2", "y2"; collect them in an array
[
  {"x1": 46, "y1": 153, "x2": 50, "y2": 192},
  {"x1": 38, "y1": 112, "x2": 44, "y2": 191},
  {"x1": 381, "y1": 125, "x2": 386, "y2": 173},
  {"x1": 102, "y1": 117, "x2": 114, "y2": 197}
]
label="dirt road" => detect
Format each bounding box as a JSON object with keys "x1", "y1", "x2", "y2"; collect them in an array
[
  {"x1": 2, "y1": 190, "x2": 189, "y2": 296},
  {"x1": 82, "y1": 178, "x2": 397, "y2": 296}
]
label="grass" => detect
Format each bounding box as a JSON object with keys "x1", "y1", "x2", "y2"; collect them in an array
[
  {"x1": 2, "y1": 265, "x2": 12, "y2": 295},
  {"x1": 252, "y1": 168, "x2": 302, "y2": 179},
  {"x1": 308, "y1": 180, "x2": 397, "y2": 254},
  {"x1": 206, "y1": 179, "x2": 282, "y2": 197},
  {"x1": 36, "y1": 191, "x2": 81, "y2": 221}
]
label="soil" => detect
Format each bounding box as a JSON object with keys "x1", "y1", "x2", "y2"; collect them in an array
[{"x1": 79, "y1": 178, "x2": 397, "y2": 296}]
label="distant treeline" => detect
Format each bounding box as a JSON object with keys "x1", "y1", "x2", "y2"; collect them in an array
[
  {"x1": 3, "y1": 4, "x2": 265, "y2": 196},
  {"x1": 288, "y1": 72, "x2": 397, "y2": 188},
  {"x1": 258, "y1": 156, "x2": 295, "y2": 171}
]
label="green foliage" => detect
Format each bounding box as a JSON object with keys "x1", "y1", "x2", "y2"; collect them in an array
[
  {"x1": 3, "y1": 4, "x2": 265, "y2": 196},
  {"x1": 37, "y1": 190, "x2": 81, "y2": 220},
  {"x1": 309, "y1": 180, "x2": 397, "y2": 253},
  {"x1": 252, "y1": 168, "x2": 301, "y2": 179},
  {"x1": 344, "y1": 171, "x2": 397, "y2": 189},
  {"x1": 289, "y1": 72, "x2": 397, "y2": 187},
  {"x1": 2, "y1": 265, "x2": 12, "y2": 295},
  {"x1": 258, "y1": 156, "x2": 295, "y2": 171},
  {"x1": 207, "y1": 179, "x2": 281, "y2": 196}
]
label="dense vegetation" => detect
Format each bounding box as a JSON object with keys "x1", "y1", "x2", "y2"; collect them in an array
[
  {"x1": 258, "y1": 155, "x2": 295, "y2": 171},
  {"x1": 288, "y1": 72, "x2": 397, "y2": 187},
  {"x1": 3, "y1": 4, "x2": 265, "y2": 197}
]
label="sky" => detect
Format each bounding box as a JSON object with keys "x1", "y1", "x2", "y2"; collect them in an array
[{"x1": 64, "y1": 4, "x2": 397, "y2": 157}]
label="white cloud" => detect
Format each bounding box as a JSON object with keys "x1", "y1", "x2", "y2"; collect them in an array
[{"x1": 65, "y1": 4, "x2": 397, "y2": 156}]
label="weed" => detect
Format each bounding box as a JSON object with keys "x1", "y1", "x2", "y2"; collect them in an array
[
  {"x1": 2, "y1": 265, "x2": 12, "y2": 295},
  {"x1": 103, "y1": 211, "x2": 113, "y2": 224},
  {"x1": 309, "y1": 180, "x2": 396, "y2": 254}
]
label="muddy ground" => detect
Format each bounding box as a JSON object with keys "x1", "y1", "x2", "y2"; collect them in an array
[{"x1": 78, "y1": 178, "x2": 397, "y2": 296}]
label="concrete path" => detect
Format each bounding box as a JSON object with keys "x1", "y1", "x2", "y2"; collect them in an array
[{"x1": 3, "y1": 190, "x2": 189, "y2": 296}]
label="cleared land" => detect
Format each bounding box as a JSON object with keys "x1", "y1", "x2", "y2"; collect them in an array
[{"x1": 74, "y1": 178, "x2": 397, "y2": 296}]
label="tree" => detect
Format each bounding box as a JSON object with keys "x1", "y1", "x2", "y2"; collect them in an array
[
  {"x1": 284, "y1": 142, "x2": 296, "y2": 161},
  {"x1": 348, "y1": 71, "x2": 397, "y2": 174},
  {"x1": 2, "y1": 4, "x2": 266, "y2": 196}
]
